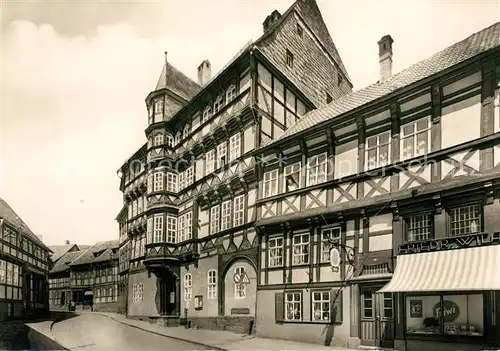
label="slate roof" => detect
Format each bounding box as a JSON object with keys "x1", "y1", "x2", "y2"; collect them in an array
[
  {"x1": 155, "y1": 62, "x2": 201, "y2": 101},
  {"x1": 0, "y1": 197, "x2": 51, "y2": 252},
  {"x1": 260, "y1": 21, "x2": 500, "y2": 150},
  {"x1": 70, "y1": 240, "x2": 119, "y2": 266},
  {"x1": 50, "y1": 251, "x2": 82, "y2": 274}
]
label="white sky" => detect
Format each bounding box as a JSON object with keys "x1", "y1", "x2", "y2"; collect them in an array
[{"x1": 1, "y1": 0, "x2": 499, "y2": 246}]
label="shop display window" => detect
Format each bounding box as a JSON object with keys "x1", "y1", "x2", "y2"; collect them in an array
[{"x1": 405, "y1": 294, "x2": 484, "y2": 336}]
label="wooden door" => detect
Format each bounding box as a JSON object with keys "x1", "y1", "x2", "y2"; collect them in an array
[{"x1": 360, "y1": 288, "x2": 394, "y2": 347}]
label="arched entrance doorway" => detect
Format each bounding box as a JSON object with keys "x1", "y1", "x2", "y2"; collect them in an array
[{"x1": 222, "y1": 258, "x2": 257, "y2": 317}]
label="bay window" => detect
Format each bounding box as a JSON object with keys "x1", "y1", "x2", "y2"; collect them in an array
[
  {"x1": 153, "y1": 133, "x2": 164, "y2": 146},
  {"x1": 166, "y1": 173, "x2": 178, "y2": 192},
  {"x1": 210, "y1": 206, "x2": 220, "y2": 234},
  {"x1": 206, "y1": 150, "x2": 215, "y2": 175},
  {"x1": 221, "y1": 200, "x2": 231, "y2": 230},
  {"x1": 153, "y1": 214, "x2": 164, "y2": 243},
  {"x1": 166, "y1": 215, "x2": 177, "y2": 243},
  {"x1": 217, "y1": 142, "x2": 227, "y2": 169},
  {"x1": 153, "y1": 171, "x2": 164, "y2": 192},
  {"x1": 233, "y1": 195, "x2": 245, "y2": 227},
  {"x1": 229, "y1": 134, "x2": 241, "y2": 161}
]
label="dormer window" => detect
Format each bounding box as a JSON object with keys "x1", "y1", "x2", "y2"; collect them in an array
[
  {"x1": 226, "y1": 85, "x2": 236, "y2": 103},
  {"x1": 175, "y1": 132, "x2": 181, "y2": 146},
  {"x1": 214, "y1": 94, "x2": 224, "y2": 114},
  {"x1": 153, "y1": 133, "x2": 164, "y2": 146},
  {"x1": 202, "y1": 106, "x2": 212, "y2": 122},
  {"x1": 183, "y1": 125, "x2": 190, "y2": 139},
  {"x1": 165, "y1": 134, "x2": 174, "y2": 148}
]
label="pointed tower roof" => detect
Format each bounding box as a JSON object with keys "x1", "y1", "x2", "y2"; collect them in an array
[{"x1": 155, "y1": 58, "x2": 201, "y2": 101}]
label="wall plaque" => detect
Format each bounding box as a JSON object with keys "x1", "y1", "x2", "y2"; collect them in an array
[
  {"x1": 194, "y1": 295, "x2": 203, "y2": 311},
  {"x1": 231, "y1": 307, "x2": 250, "y2": 315},
  {"x1": 409, "y1": 300, "x2": 422, "y2": 318}
]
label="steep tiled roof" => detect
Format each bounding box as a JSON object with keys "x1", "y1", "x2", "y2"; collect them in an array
[
  {"x1": 156, "y1": 62, "x2": 201, "y2": 101},
  {"x1": 48, "y1": 244, "x2": 76, "y2": 262},
  {"x1": 70, "y1": 240, "x2": 119, "y2": 266},
  {"x1": 0, "y1": 197, "x2": 51, "y2": 252},
  {"x1": 50, "y1": 251, "x2": 82, "y2": 273},
  {"x1": 261, "y1": 21, "x2": 500, "y2": 150}
]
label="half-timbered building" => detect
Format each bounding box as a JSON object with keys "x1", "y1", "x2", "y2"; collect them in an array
[
  {"x1": 253, "y1": 23, "x2": 500, "y2": 350},
  {"x1": 117, "y1": 0, "x2": 352, "y2": 332}
]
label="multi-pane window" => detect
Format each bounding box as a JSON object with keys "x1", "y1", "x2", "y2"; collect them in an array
[
  {"x1": 210, "y1": 206, "x2": 220, "y2": 234},
  {"x1": 306, "y1": 153, "x2": 327, "y2": 186},
  {"x1": 217, "y1": 143, "x2": 227, "y2": 169},
  {"x1": 284, "y1": 162, "x2": 301, "y2": 192},
  {"x1": 183, "y1": 125, "x2": 190, "y2": 139},
  {"x1": 154, "y1": 133, "x2": 164, "y2": 146},
  {"x1": 229, "y1": 134, "x2": 241, "y2": 162},
  {"x1": 202, "y1": 106, "x2": 212, "y2": 122},
  {"x1": 165, "y1": 134, "x2": 174, "y2": 148},
  {"x1": 178, "y1": 172, "x2": 185, "y2": 191},
  {"x1": 226, "y1": 85, "x2": 236, "y2": 103},
  {"x1": 166, "y1": 173, "x2": 178, "y2": 192},
  {"x1": 153, "y1": 215, "x2": 164, "y2": 243},
  {"x1": 366, "y1": 131, "x2": 391, "y2": 170},
  {"x1": 214, "y1": 94, "x2": 224, "y2": 114},
  {"x1": 405, "y1": 214, "x2": 433, "y2": 241},
  {"x1": 401, "y1": 117, "x2": 431, "y2": 160},
  {"x1": 133, "y1": 283, "x2": 144, "y2": 303},
  {"x1": 321, "y1": 227, "x2": 341, "y2": 262},
  {"x1": 221, "y1": 200, "x2": 231, "y2": 230},
  {"x1": 285, "y1": 292, "x2": 301, "y2": 321},
  {"x1": 362, "y1": 291, "x2": 373, "y2": 318},
  {"x1": 450, "y1": 204, "x2": 481, "y2": 236},
  {"x1": 178, "y1": 212, "x2": 193, "y2": 242},
  {"x1": 206, "y1": 150, "x2": 216, "y2": 175},
  {"x1": 166, "y1": 216, "x2": 177, "y2": 243},
  {"x1": 207, "y1": 270, "x2": 217, "y2": 300},
  {"x1": 268, "y1": 237, "x2": 283, "y2": 267},
  {"x1": 312, "y1": 291, "x2": 330, "y2": 322},
  {"x1": 146, "y1": 218, "x2": 153, "y2": 244},
  {"x1": 234, "y1": 266, "x2": 246, "y2": 298},
  {"x1": 263, "y1": 170, "x2": 278, "y2": 197},
  {"x1": 153, "y1": 171, "x2": 164, "y2": 192},
  {"x1": 292, "y1": 233, "x2": 309, "y2": 265},
  {"x1": 233, "y1": 195, "x2": 245, "y2": 227},
  {"x1": 154, "y1": 99, "x2": 163, "y2": 123},
  {"x1": 185, "y1": 167, "x2": 194, "y2": 188},
  {"x1": 184, "y1": 274, "x2": 192, "y2": 301}
]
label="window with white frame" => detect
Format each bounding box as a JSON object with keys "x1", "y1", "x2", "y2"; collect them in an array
[
  {"x1": 202, "y1": 106, "x2": 212, "y2": 122},
  {"x1": 306, "y1": 153, "x2": 327, "y2": 186},
  {"x1": 405, "y1": 213, "x2": 433, "y2": 241},
  {"x1": 178, "y1": 172, "x2": 185, "y2": 191},
  {"x1": 229, "y1": 134, "x2": 241, "y2": 161},
  {"x1": 154, "y1": 99, "x2": 163, "y2": 123},
  {"x1": 153, "y1": 171, "x2": 164, "y2": 192},
  {"x1": 207, "y1": 270, "x2": 217, "y2": 300},
  {"x1": 217, "y1": 142, "x2": 227, "y2": 169},
  {"x1": 166, "y1": 215, "x2": 177, "y2": 243},
  {"x1": 226, "y1": 85, "x2": 236, "y2": 103},
  {"x1": 206, "y1": 150, "x2": 216, "y2": 174},
  {"x1": 285, "y1": 292, "x2": 302, "y2": 321},
  {"x1": 165, "y1": 134, "x2": 174, "y2": 148},
  {"x1": 154, "y1": 133, "x2": 164, "y2": 146},
  {"x1": 185, "y1": 167, "x2": 194, "y2": 188},
  {"x1": 175, "y1": 132, "x2": 181, "y2": 146},
  {"x1": 366, "y1": 131, "x2": 391, "y2": 170},
  {"x1": 214, "y1": 94, "x2": 224, "y2": 114},
  {"x1": 221, "y1": 200, "x2": 231, "y2": 230},
  {"x1": 178, "y1": 212, "x2": 193, "y2": 242},
  {"x1": 450, "y1": 204, "x2": 481, "y2": 237},
  {"x1": 166, "y1": 173, "x2": 178, "y2": 192},
  {"x1": 234, "y1": 266, "x2": 246, "y2": 298},
  {"x1": 401, "y1": 117, "x2": 431, "y2": 160},
  {"x1": 210, "y1": 206, "x2": 220, "y2": 234},
  {"x1": 268, "y1": 237, "x2": 283, "y2": 267},
  {"x1": 146, "y1": 218, "x2": 153, "y2": 244},
  {"x1": 183, "y1": 125, "x2": 190, "y2": 139},
  {"x1": 184, "y1": 274, "x2": 192, "y2": 301},
  {"x1": 284, "y1": 162, "x2": 301, "y2": 192},
  {"x1": 312, "y1": 291, "x2": 331, "y2": 322},
  {"x1": 495, "y1": 84, "x2": 500, "y2": 133},
  {"x1": 321, "y1": 227, "x2": 341, "y2": 262},
  {"x1": 233, "y1": 195, "x2": 244, "y2": 227},
  {"x1": 263, "y1": 169, "x2": 278, "y2": 197},
  {"x1": 153, "y1": 214, "x2": 164, "y2": 243},
  {"x1": 292, "y1": 233, "x2": 309, "y2": 265},
  {"x1": 134, "y1": 283, "x2": 144, "y2": 303}
]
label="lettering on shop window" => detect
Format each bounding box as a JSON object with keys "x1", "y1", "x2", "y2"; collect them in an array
[
  {"x1": 398, "y1": 232, "x2": 500, "y2": 254},
  {"x1": 433, "y1": 300, "x2": 460, "y2": 323}
]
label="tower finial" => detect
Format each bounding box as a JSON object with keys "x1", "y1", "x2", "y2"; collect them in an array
[{"x1": 164, "y1": 51, "x2": 168, "y2": 87}]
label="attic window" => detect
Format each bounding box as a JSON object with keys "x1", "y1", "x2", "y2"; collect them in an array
[
  {"x1": 326, "y1": 93, "x2": 333, "y2": 104},
  {"x1": 296, "y1": 24, "x2": 303, "y2": 37},
  {"x1": 337, "y1": 73, "x2": 343, "y2": 86},
  {"x1": 286, "y1": 50, "x2": 294, "y2": 68}
]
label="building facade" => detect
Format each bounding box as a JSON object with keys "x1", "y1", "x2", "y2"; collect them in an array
[
  {"x1": 0, "y1": 197, "x2": 51, "y2": 320},
  {"x1": 117, "y1": 0, "x2": 352, "y2": 331},
  {"x1": 253, "y1": 22, "x2": 500, "y2": 350}
]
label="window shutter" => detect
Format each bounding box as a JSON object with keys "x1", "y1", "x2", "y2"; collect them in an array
[
  {"x1": 331, "y1": 289, "x2": 343, "y2": 324},
  {"x1": 275, "y1": 292, "x2": 284, "y2": 323}
]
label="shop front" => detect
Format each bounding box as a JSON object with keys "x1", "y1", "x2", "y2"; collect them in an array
[{"x1": 379, "y1": 244, "x2": 500, "y2": 351}]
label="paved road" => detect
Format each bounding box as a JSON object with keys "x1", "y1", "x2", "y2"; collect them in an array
[{"x1": 51, "y1": 313, "x2": 208, "y2": 350}]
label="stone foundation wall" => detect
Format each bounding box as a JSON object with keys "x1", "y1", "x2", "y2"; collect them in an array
[{"x1": 188, "y1": 316, "x2": 255, "y2": 334}]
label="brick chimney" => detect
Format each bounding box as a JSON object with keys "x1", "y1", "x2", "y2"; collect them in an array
[
  {"x1": 263, "y1": 10, "x2": 281, "y2": 33},
  {"x1": 65, "y1": 240, "x2": 70, "y2": 245},
  {"x1": 378, "y1": 35, "x2": 394, "y2": 82},
  {"x1": 197, "y1": 60, "x2": 212, "y2": 86}
]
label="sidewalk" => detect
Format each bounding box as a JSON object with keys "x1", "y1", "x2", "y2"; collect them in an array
[{"x1": 86, "y1": 311, "x2": 360, "y2": 351}]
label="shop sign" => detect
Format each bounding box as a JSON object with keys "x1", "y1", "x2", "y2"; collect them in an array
[{"x1": 433, "y1": 300, "x2": 460, "y2": 323}]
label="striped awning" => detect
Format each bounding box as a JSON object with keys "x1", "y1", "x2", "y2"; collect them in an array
[{"x1": 379, "y1": 245, "x2": 500, "y2": 293}]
